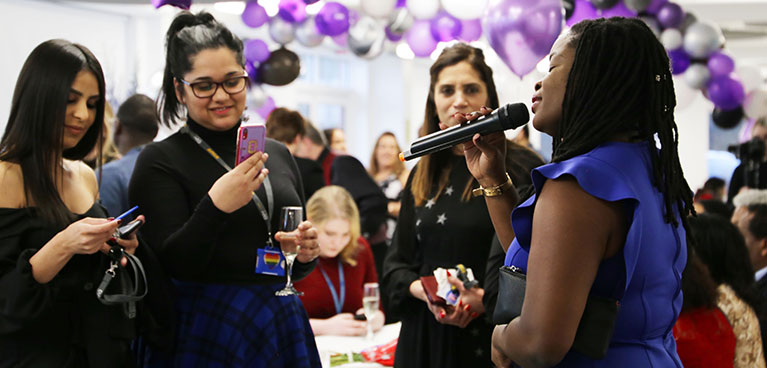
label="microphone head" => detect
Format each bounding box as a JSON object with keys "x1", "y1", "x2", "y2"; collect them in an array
[{"x1": 498, "y1": 103, "x2": 530, "y2": 130}]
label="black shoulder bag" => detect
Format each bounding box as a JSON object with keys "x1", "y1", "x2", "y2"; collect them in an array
[{"x1": 492, "y1": 265, "x2": 620, "y2": 359}]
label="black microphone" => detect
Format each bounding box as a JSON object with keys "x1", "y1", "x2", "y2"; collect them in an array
[{"x1": 399, "y1": 103, "x2": 529, "y2": 161}]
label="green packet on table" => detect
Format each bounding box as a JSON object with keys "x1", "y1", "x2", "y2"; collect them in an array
[{"x1": 330, "y1": 352, "x2": 365, "y2": 366}]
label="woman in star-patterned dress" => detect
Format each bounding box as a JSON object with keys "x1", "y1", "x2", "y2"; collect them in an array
[{"x1": 382, "y1": 43, "x2": 544, "y2": 368}]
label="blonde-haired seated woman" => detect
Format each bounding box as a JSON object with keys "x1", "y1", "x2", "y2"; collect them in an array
[{"x1": 295, "y1": 186, "x2": 385, "y2": 336}]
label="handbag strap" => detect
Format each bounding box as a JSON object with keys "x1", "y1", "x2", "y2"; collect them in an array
[{"x1": 96, "y1": 251, "x2": 148, "y2": 319}]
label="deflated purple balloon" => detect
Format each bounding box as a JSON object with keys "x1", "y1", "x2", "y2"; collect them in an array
[
  {"x1": 245, "y1": 39, "x2": 271, "y2": 64},
  {"x1": 458, "y1": 19, "x2": 482, "y2": 42},
  {"x1": 567, "y1": 0, "x2": 597, "y2": 27},
  {"x1": 151, "y1": 0, "x2": 190, "y2": 9},
  {"x1": 332, "y1": 33, "x2": 348, "y2": 47},
  {"x1": 601, "y1": 1, "x2": 636, "y2": 18},
  {"x1": 656, "y1": 2, "x2": 683, "y2": 29},
  {"x1": 707, "y1": 51, "x2": 735, "y2": 77},
  {"x1": 304, "y1": 0, "x2": 320, "y2": 4},
  {"x1": 430, "y1": 11, "x2": 462, "y2": 42},
  {"x1": 386, "y1": 27, "x2": 403, "y2": 41},
  {"x1": 668, "y1": 48, "x2": 690, "y2": 75},
  {"x1": 245, "y1": 62, "x2": 260, "y2": 84},
  {"x1": 484, "y1": 0, "x2": 562, "y2": 78},
  {"x1": 316, "y1": 2, "x2": 351, "y2": 36},
  {"x1": 406, "y1": 20, "x2": 438, "y2": 58},
  {"x1": 278, "y1": 0, "x2": 307, "y2": 23},
  {"x1": 707, "y1": 75, "x2": 745, "y2": 110},
  {"x1": 257, "y1": 97, "x2": 276, "y2": 119},
  {"x1": 242, "y1": 2, "x2": 269, "y2": 28}
]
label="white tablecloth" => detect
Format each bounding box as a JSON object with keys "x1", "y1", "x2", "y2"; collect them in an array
[{"x1": 314, "y1": 322, "x2": 401, "y2": 367}]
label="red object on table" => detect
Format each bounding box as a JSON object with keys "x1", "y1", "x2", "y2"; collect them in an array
[{"x1": 361, "y1": 338, "x2": 397, "y2": 366}]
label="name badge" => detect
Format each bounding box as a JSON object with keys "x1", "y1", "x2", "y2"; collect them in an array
[{"x1": 255, "y1": 248, "x2": 285, "y2": 276}]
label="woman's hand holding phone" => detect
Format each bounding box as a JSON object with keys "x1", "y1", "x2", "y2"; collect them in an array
[{"x1": 209, "y1": 152, "x2": 269, "y2": 213}]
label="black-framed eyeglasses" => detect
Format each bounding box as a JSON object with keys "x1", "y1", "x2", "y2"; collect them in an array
[{"x1": 178, "y1": 73, "x2": 249, "y2": 98}]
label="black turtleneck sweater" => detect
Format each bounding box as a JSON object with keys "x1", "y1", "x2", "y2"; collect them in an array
[{"x1": 128, "y1": 119, "x2": 316, "y2": 284}]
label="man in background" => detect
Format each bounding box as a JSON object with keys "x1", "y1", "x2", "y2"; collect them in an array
[
  {"x1": 99, "y1": 94, "x2": 159, "y2": 216},
  {"x1": 729, "y1": 118, "x2": 767, "y2": 203}
]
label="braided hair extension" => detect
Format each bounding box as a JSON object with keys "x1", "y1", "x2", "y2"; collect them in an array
[{"x1": 554, "y1": 17, "x2": 694, "y2": 228}]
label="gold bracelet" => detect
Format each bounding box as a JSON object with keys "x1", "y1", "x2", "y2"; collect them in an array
[{"x1": 472, "y1": 173, "x2": 513, "y2": 197}]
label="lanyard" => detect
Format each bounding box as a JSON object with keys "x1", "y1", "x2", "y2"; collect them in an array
[
  {"x1": 319, "y1": 260, "x2": 345, "y2": 315},
  {"x1": 181, "y1": 125, "x2": 275, "y2": 247}
]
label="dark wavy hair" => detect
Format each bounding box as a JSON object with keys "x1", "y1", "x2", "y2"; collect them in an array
[
  {"x1": 0, "y1": 39, "x2": 106, "y2": 226},
  {"x1": 689, "y1": 214, "x2": 764, "y2": 317},
  {"x1": 411, "y1": 43, "x2": 500, "y2": 206},
  {"x1": 557, "y1": 17, "x2": 694, "y2": 228},
  {"x1": 159, "y1": 11, "x2": 245, "y2": 127}
]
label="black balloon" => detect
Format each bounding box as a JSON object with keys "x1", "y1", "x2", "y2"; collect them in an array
[
  {"x1": 590, "y1": 0, "x2": 619, "y2": 10},
  {"x1": 562, "y1": 0, "x2": 574, "y2": 20},
  {"x1": 258, "y1": 47, "x2": 300, "y2": 86},
  {"x1": 712, "y1": 106, "x2": 744, "y2": 129}
]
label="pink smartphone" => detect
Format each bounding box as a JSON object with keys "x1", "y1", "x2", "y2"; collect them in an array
[{"x1": 235, "y1": 124, "x2": 266, "y2": 166}]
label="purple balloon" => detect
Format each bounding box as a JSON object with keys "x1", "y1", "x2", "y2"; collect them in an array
[
  {"x1": 245, "y1": 62, "x2": 260, "y2": 84},
  {"x1": 316, "y1": 2, "x2": 350, "y2": 36},
  {"x1": 385, "y1": 27, "x2": 403, "y2": 42},
  {"x1": 458, "y1": 19, "x2": 482, "y2": 42},
  {"x1": 567, "y1": 0, "x2": 598, "y2": 27},
  {"x1": 406, "y1": 20, "x2": 438, "y2": 58},
  {"x1": 707, "y1": 75, "x2": 745, "y2": 110},
  {"x1": 430, "y1": 11, "x2": 462, "y2": 42},
  {"x1": 645, "y1": 0, "x2": 669, "y2": 14},
  {"x1": 485, "y1": 0, "x2": 563, "y2": 78},
  {"x1": 707, "y1": 51, "x2": 735, "y2": 77},
  {"x1": 257, "y1": 96, "x2": 276, "y2": 119},
  {"x1": 245, "y1": 39, "x2": 270, "y2": 64},
  {"x1": 151, "y1": 0, "x2": 190, "y2": 9},
  {"x1": 396, "y1": 0, "x2": 406, "y2": 8},
  {"x1": 242, "y1": 2, "x2": 269, "y2": 28},
  {"x1": 304, "y1": 0, "x2": 320, "y2": 4},
  {"x1": 278, "y1": 0, "x2": 307, "y2": 23},
  {"x1": 656, "y1": 2, "x2": 683, "y2": 29},
  {"x1": 332, "y1": 33, "x2": 348, "y2": 47},
  {"x1": 601, "y1": 1, "x2": 637, "y2": 18},
  {"x1": 668, "y1": 48, "x2": 690, "y2": 75}
]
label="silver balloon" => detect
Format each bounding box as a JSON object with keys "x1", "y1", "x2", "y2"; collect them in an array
[
  {"x1": 639, "y1": 16, "x2": 661, "y2": 37},
  {"x1": 660, "y1": 28, "x2": 683, "y2": 50},
  {"x1": 386, "y1": 7, "x2": 414, "y2": 38},
  {"x1": 295, "y1": 16, "x2": 325, "y2": 47},
  {"x1": 684, "y1": 63, "x2": 711, "y2": 90},
  {"x1": 624, "y1": 0, "x2": 651, "y2": 12},
  {"x1": 269, "y1": 16, "x2": 296, "y2": 45},
  {"x1": 683, "y1": 21, "x2": 724, "y2": 59},
  {"x1": 347, "y1": 16, "x2": 386, "y2": 59}
]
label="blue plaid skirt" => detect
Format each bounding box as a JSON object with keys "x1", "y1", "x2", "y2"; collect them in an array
[{"x1": 141, "y1": 281, "x2": 321, "y2": 368}]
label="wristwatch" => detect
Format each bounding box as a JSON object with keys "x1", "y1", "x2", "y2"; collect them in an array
[{"x1": 472, "y1": 173, "x2": 513, "y2": 197}]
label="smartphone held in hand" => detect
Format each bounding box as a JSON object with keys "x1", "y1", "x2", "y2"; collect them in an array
[{"x1": 235, "y1": 124, "x2": 266, "y2": 166}]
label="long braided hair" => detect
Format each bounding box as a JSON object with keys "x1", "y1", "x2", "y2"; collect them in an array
[{"x1": 555, "y1": 17, "x2": 694, "y2": 228}]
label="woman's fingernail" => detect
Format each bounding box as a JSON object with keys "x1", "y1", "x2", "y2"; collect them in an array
[
  {"x1": 465, "y1": 304, "x2": 471, "y2": 311},
  {"x1": 446, "y1": 270, "x2": 451, "y2": 277},
  {"x1": 440, "y1": 311, "x2": 445, "y2": 318},
  {"x1": 472, "y1": 312, "x2": 478, "y2": 318},
  {"x1": 458, "y1": 300, "x2": 463, "y2": 307},
  {"x1": 107, "y1": 217, "x2": 115, "y2": 221}
]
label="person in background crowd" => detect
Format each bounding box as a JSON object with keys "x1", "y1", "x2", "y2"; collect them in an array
[
  {"x1": 728, "y1": 118, "x2": 767, "y2": 203},
  {"x1": 129, "y1": 11, "x2": 321, "y2": 367},
  {"x1": 295, "y1": 186, "x2": 384, "y2": 336},
  {"x1": 695, "y1": 177, "x2": 727, "y2": 202},
  {"x1": 266, "y1": 107, "x2": 325, "y2": 200},
  {"x1": 99, "y1": 94, "x2": 159, "y2": 217},
  {"x1": 673, "y1": 243, "x2": 736, "y2": 368},
  {"x1": 324, "y1": 128, "x2": 347, "y2": 153},
  {"x1": 83, "y1": 101, "x2": 121, "y2": 168},
  {"x1": 0, "y1": 39, "x2": 146, "y2": 367},
  {"x1": 732, "y1": 189, "x2": 767, "y2": 297},
  {"x1": 368, "y1": 132, "x2": 410, "y2": 245},
  {"x1": 462, "y1": 18, "x2": 695, "y2": 366},
  {"x1": 382, "y1": 42, "x2": 543, "y2": 368}
]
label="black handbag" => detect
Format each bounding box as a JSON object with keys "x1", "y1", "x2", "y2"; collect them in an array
[{"x1": 492, "y1": 266, "x2": 620, "y2": 359}]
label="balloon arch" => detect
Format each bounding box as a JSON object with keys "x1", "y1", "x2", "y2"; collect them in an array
[{"x1": 153, "y1": 0, "x2": 766, "y2": 125}]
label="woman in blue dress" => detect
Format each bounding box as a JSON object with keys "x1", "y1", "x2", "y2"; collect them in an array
[{"x1": 457, "y1": 17, "x2": 695, "y2": 366}]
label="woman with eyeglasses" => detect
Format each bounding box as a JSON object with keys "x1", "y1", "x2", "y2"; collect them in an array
[{"x1": 129, "y1": 11, "x2": 321, "y2": 367}]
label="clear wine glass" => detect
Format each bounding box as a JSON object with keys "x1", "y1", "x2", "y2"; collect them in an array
[
  {"x1": 363, "y1": 282, "x2": 380, "y2": 340},
  {"x1": 275, "y1": 206, "x2": 304, "y2": 296}
]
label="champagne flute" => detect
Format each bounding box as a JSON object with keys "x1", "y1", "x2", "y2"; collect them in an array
[
  {"x1": 363, "y1": 282, "x2": 380, "y2": 340},
  {"x1": 275, "y1": 206, "x2": 304, "y2": 296}
]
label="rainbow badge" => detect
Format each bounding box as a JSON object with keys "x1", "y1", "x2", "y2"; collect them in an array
[{"x1": 256, "y1": 248, "x2": 285, "y2": 276}]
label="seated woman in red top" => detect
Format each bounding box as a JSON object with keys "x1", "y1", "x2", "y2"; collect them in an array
[{"x1": 296, "y1": 186, "x2": 386, "y2": 336}]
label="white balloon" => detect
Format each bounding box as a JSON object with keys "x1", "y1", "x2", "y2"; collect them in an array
[
  {"x1": 361, "y1": 0, "x2": 397, "y2": 18},
  {"x1": 660, "y1": 28, "x2": 683, "y2": 50},
  {"x1": 684, "y1": 63, "x2": 711, "y2": 90},
  {"x1": 407, "y1": 0, "x2": 439, "y2": 20},
  {"x1": 673, "y1": 75, "x2": 696, "y2": 110},
  {"x1": 737, "y1": 65, "x2": 764, "y2": 93},
  {"x1": 441, "y1": 0, "x2": 489, "y2": 20},
  {"x1": 744, "y1": 89, "x2": 767, "y2": 119}
]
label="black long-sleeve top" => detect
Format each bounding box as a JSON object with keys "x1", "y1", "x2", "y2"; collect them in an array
[{"x1": 129, "y1": 119, "x2": 316, "y2": 284}]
